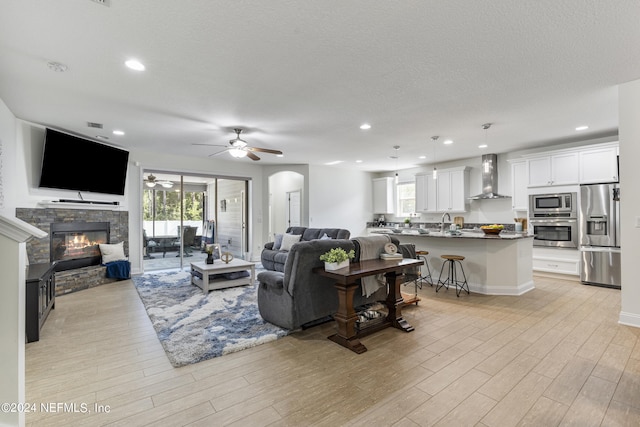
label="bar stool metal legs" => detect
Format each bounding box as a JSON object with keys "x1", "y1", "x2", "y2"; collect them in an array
[
  {"x1": 436, "y1": 255, "x2": 469, "y2": 297},
  {"x1": 416, "y1": 250, "x2": 433, "y2": 287}
]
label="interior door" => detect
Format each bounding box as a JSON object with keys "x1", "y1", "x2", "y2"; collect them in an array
[{"x1": 286, "y1": 190, "x2": 301, "y2": 227}]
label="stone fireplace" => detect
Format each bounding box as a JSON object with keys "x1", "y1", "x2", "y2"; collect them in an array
[
  {"x1": 50, "y1": 221, "x2": 110, "y2": 271},
  {"x1": 16, "y1": 207, "x2": 128, "y2": 294}
]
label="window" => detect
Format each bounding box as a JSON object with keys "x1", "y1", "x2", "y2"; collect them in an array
[{"x1": 396, "y1": 181, "x2": 415, "y2": 217}]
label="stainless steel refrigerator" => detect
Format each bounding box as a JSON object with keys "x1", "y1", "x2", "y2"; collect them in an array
[{"x1": 579, "y1": 183, "x2": 621, "y2": 288}]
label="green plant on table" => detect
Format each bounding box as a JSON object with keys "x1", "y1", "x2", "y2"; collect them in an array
[
  {"x1": 319, "y1": 247, "x2": 355, "y2": 263},
  {"x1": 404, "y1": 218, "x2": 411, "y2": 224}
]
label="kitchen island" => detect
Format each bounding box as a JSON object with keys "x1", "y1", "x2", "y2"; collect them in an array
[{"x1": 370, "y1": 229, "x2": 535, "y2": 295}]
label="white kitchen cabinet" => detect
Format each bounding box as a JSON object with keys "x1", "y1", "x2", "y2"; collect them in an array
[
  {"x1": 434, "y1": 167, "x2": 469, "y2": 212},
  {"x1": 426, "y1": 173, "x2": 437, "y2": 212},
  {"x1": 527, "y1": 152, "x2": 579, "y2": 187},
  {"x1": 579, "y1": 145, "x2": 619, "y2": 183},
  {"x1": 532, "y1": 247, "x2": 579, "y2": 276},
  {"x1": 415, "y1": 174, "x2": 427, "y2": 212},
  {"x1": 372, "y1": 177, "x2": 395, "y2": 214},
  {"x1": 415, "y1": 173, "x2": 437, "y2": 212},
  {"x1": 510, "y1": 160, "x2": 528, "y2": 210}
]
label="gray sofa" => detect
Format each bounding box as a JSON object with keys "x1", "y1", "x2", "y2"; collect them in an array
[
  {"x1": 257, "y1": 237, "x2": 394, "y2": 330},
  {"x1": 260, "y1": 227, "x2": 351, "y2": 272}
]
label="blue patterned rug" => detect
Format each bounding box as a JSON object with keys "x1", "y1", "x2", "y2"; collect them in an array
[{"x1": 132, "y1": 270, "x2": 289, "y2": 367}]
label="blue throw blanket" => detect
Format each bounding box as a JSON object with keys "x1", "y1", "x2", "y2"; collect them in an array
[{"x1": 104, "y1": 260, "x2": 131, "y2": 279}]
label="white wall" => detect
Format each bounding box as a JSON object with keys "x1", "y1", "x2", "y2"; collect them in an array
[
  {"x1": 619, "y1": 79, "x2": 640, "y2": 327},
  {"x1": 308, "y1": 165, "x2": 374, "y2": 238}
]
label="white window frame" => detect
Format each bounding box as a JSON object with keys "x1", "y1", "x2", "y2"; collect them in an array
[{"x1": 396, "y1": 180, "x2": 415, "y2": 217}]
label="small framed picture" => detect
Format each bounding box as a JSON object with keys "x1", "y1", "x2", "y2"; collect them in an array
[{"x1": 205, "y1": 243, "x2": 222, "y2": 259}]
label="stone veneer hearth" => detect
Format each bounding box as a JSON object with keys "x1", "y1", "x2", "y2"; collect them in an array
[{"x1": 16, "y1": 207, "x2": 129, "y2": 294}]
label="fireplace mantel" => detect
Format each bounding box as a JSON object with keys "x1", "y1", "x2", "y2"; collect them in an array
[{"x1": 38, "y1": 200, "x2": 125, "y2": 211}]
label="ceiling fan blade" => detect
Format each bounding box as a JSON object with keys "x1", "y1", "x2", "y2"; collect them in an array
[
  {"x1": 247, "y1": 147, "x2": 283, "y2": 155},
  {"x1": 192, "y1": 143, "x2": 228, "y2": 147},
  {"x1": 208, "y1": 148, "x2": 230, "y2": 157},
  {"x1": 247, "y1": 151, "x2": 261, "y2": 161}
]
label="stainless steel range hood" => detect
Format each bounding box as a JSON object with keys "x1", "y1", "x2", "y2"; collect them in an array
[{"x1": 468, "y1": 154, "x2": 511, "y2": 200}]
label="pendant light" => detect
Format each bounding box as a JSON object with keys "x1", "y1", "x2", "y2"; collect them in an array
[
  {"x1": 392, "y1": 145, "x2": 400, "y2": 184},
  {"x1": 482, "y1": 123, "x2": 492, "y2": 174},
  {"x1": 431, "y1": 136, "x2": 439, "y2": 179}
]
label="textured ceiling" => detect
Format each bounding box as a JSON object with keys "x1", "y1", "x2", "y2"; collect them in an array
[{"x1": 1, "y1": 1, "x2": 639, "y2": 172}]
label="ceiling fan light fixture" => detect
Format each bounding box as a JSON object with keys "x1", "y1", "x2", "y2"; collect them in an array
[
  {"x1": 229, "y1": 147, "x2": 248, "y2": 158},
  {"x1": 145, "y1": 174, "x2": 157, "y2": 188},
  {"x1": 159, "y1": 181, "x2": 174, "y2": 189}
]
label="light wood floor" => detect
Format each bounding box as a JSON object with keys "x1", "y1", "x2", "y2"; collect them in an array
[{"x1": 25, "y1": 275, "x2": 640, "y2": 426}]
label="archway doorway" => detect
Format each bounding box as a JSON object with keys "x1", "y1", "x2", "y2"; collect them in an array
[{"x1": 268, "y1": 171, "x2": 304, "y2": 239}]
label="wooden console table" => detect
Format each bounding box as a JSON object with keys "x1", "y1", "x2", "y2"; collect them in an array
[{"x1": 314, "y1": 258, "x2": 423, "y2": 354}]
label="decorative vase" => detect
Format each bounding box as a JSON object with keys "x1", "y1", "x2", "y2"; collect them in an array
[
  {"x1": 324, "y1": 259, "x2": 349, "y2": 271},
  {"x1": 206, "y1": 254, "x2": 214, "y2": 264}
]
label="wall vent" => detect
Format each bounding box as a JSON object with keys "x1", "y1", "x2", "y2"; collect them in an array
[
  {"x1": 90, "y1": 0, "x2": 111, "y2": 6},
  {"x1": 87, "y1": 122, "x2": 103, "y2": 129}
]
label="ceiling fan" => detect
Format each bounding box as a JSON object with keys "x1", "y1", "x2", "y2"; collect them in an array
[
  {"x1": 193, "y1": 128, "x2": 283, "y2": 161},
  {"x1": 144, "y1": 174, "x2": 173, "y2": 188}
]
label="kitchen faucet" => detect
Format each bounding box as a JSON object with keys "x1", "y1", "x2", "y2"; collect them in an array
[{"x1": 440, "y1": 212, "x2": 451, "y2": 233}]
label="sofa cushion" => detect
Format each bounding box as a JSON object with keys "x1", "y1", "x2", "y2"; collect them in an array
[
  {"x1": 273, "y1": 233, "x2": 284, "y2": 250},
  {"x1": 301, "y1": 228, "x2": 350, "y2": 241},
  {"x1": 280, "y1": 233, "x2": 302, "y2": 251}
]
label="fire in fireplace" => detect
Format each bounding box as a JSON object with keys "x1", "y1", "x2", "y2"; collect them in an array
[{"x1": 50, "y1": 222, "x2": 110, "y2": 271}]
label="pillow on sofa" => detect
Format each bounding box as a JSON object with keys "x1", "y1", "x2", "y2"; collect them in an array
[
  {"x1": 320, "y1": 233, "x2": 332, "y2": 240},
  {"x1": 280, "y1": 233, "x2": 302, "y2": 251},
  {"x1": 99, "y1": 242, "x2": 127, "y2": 264},
  {"x1": 273, "y1": 233, "x2": 284, "y2": 250}
]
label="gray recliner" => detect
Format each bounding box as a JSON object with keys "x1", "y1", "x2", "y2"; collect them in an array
[{"x1": 257, "y1": 238, "x2": 387, "y2": 330}]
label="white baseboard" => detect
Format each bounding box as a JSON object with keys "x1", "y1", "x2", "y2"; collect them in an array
[
  {"x1": 619, "y1": 311, "x2": 640, "y2": 329},
  {"x1": 468, "y1": 280, "x2": 535, "y2": 296}
]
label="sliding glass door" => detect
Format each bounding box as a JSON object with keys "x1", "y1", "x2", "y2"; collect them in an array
[{"x1": 142, "y1": 172, "x2": 249, "y2": 272}]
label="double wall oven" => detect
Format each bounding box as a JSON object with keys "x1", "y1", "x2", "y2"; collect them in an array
[{"x1": 529, "y1": 192, "x2": 578, "y2": 248}]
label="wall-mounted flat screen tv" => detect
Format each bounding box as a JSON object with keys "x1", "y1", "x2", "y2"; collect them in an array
[{"x1": 39, "y1": 128, "x2": 130, "y2": 196}]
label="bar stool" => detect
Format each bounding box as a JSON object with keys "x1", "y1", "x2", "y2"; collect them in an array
[
  {"x1": 415, "y1": 250, "x2": 433, "y2": 287},
  {"x1": 436, "y1": 254, "x2": 469, "y2": 297}
]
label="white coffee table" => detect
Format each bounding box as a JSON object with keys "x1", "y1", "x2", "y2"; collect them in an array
[{"x1": 190, "y1": 258, "x2": 256, "y2": 294}]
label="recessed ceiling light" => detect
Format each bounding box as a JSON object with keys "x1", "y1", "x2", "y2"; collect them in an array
[
  {"x1": 325, "y1": 160, "x2": 344, "y2": 165},
  {"x1": 478, "y1": 144, "x2": 488, "y2": 149},
  {"x1": 112, "y1": 130, "x2": 125, "y2": 136},
  {"x1": 47, "y1": 61, "x2": 68, "y2": 72},
  {"x1": 418, "y1": 155, "x2": 426, "y2": 159},
  {"x1": 443, "y1": 140, "x2": 453, "y2": 145},
  {"x1": 355, "y1": 160, "x2": 363, "y2": 163},
  {"x1": 575, "y1": 125, "x2": 589, "y2": 131},
  {"x1": 95, "y1": 135, "x2": 109, "y2": 140},
  {"x1": 360, "y1": 123, "x2": 371, "y2": 130},
  {"x1": 125, "y1": 59, "x2": 145, "y2": 71}
]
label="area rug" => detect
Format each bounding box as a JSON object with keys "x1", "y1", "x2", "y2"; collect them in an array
[{"x1": 132, "y1": 270, "x2": 289, "y2": 367}]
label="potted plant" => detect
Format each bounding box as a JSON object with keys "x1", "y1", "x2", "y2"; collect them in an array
[
  {"x1": 319, "y1": 247, "x2": 355, "y2": 271},
  {"x1": 404, "y1": 217, "x2": 411, "y2": 228},
  {"x1": 205, "y1": 245, "x2": 215, "y2": 264}
]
